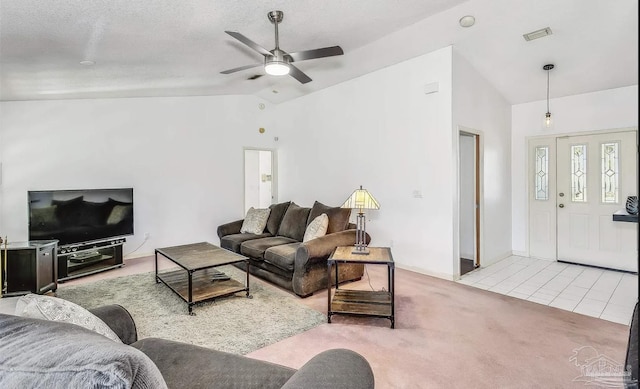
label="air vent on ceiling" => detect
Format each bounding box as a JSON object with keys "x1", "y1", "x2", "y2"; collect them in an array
[{"x1": 523, "y1": 27, "x2": 553, "y2": 41}]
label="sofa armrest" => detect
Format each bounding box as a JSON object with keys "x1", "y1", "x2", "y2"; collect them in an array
[
  {"x1": 295, "y1": 229, "x2": 371, "y2": 272},
  {"x1": 281, "y1": 349, "x2": 374, "y2": 389},
  {"x1": 217, "y1": 219, "x2": 244, "y2": 239},
  {"x1": 132, "y1": 337, "x2": 295, "y2": 389},
  {"x1": 89, "y1": 304, "x2": 138, "y2": 345}
]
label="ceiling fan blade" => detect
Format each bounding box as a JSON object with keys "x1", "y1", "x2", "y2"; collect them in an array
[
  {"x1": 225, "y1": 31, "x2": 272, "y2": 57},
  {"x1": 287, "y1": 46, "x2": 344, "y2": 62},
  {"x1": 288, "y1": 64, "x2": 312, "y2": 84},
  {"x1": 220, "y1": 63, "x2": 262, "y2": 74}
]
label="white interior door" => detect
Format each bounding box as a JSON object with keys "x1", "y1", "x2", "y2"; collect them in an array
[{"x1": 556, "y1": 131, "x2": 638, "y2": 272}]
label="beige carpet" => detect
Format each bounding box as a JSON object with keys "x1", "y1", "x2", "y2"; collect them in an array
[
  {"x1": 56, "y1": 266, "x2": 326, "y2": 354},
  {"x1": 247, "y1": 266, "x2": 633, "y2": 388}
]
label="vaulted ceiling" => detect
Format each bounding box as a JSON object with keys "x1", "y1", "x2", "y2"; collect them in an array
[{"x1": 1, "y1": 0, "x2": 637, "y2": 104}]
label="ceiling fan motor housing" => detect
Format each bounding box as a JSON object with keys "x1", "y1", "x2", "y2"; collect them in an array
[{"x1": 266, "y1": 49, "x2": 290, "y2": 65}]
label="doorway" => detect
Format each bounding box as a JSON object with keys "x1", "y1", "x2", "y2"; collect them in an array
[
  {"x1": 244, "y1": 149, "x2": 276, "y2": 213},
  {"x1": 528, "y1": 129, "x2": 638, "y2": 272},
  {"x1": 459, "y1": 131, "x2": 481, "y2": 275}
]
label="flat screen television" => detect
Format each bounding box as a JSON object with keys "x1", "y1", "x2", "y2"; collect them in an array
[{"x1": 28, "y1": 188, "x2": 134, "y2": 247}]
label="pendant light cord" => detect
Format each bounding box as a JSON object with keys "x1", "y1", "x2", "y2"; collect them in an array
[{"x1": 543, "y1": 64, "x2": 554, "y2": 114}]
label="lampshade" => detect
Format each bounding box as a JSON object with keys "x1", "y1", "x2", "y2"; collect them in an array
[{"x1": 341, "y1": 186, "x2": 380, "y2": 211}]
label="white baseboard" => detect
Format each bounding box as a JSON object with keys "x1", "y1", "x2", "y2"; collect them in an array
[
  {"x1": 481, "y1": 250, "x2": 512, "y2": 267},
  {"x1": 395, "y1": 263, "x2": 454, "y2": 281},
  {"x1": 512, "y1": 250, "x2": 529, "y2": 257}
]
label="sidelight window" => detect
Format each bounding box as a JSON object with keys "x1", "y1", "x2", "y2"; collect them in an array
[
  {"x1": 534, "y1": 146, "x2": 549, "y2": 200},
  {"x1": 571, "y1": 145, "x2": 587, "y2": 202},
  {"x1": 601, "y1": 142, "x2": 619, "y2": 203}
]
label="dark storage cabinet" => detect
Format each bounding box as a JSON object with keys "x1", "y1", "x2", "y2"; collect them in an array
[{"x1": 1, "y1": 240, "x2": 58, "y2": 297}]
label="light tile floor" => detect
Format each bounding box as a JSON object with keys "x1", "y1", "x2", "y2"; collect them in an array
[{"x1": 458, "y1": 255, "x2": 638, "y2": 325}]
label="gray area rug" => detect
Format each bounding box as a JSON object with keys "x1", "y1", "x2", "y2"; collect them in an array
[{"x1": 56, "y1": 266, "x2": 326, "y2": 355}]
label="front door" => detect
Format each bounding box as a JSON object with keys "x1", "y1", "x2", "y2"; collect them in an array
[{"x1": 556, "y1": 131, "x2": 637, "y2": 272}]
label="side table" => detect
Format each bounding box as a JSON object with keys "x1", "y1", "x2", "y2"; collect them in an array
[{"x1": 327, "y1": 246, "x2": 395, "y2": 328}]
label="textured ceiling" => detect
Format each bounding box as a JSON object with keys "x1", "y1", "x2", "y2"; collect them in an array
[{"x1": 0, "y1": 0, "x2": 637, "y2": 104}]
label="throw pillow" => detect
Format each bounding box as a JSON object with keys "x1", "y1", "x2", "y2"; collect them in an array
[
  {"x1": 303, "y1": 213, "x2": 329, "y2": 242},
  {"x1": 307, "y1": 201, "x2": 352, "y2": 234},
  {"x1": 15, "y1": 294, "x2": 122, "y2": 343},
  {"x1": 277, "y1": 202, "x2": 312, "y2": 242},
  {"x1": 240, "y1": 207, "x2": 272, "y2": 234}
]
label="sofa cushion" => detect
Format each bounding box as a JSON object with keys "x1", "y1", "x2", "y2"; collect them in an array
[
  {"x1": 0, "y1": 313, "x2": 168, "y2": 389},
  {"x1": 307, "y1": 201, "x2": 351, "y2": 234},
  {"x1": 15, "y1": 294, "x2": 122, "y2": 343},
  {"x1": 303, "y1": 214, "x2": 329, "y2": 242},
  {"x1": 266, "y1": 201, "x2": 291, "y2": 235},
  {"x1": 264, "y1": 243, "x2": 301, "y2": 272},
  {"x1": 277, "y1": 202, "x2": 311, "y2": 241},
  {"x1": 240, "y1": 207, "x2": 271, "y2": 234},
  {"x1": 220, "y1": 232, "x2": 272, "y2": 253},
  {"x1": 241, "y1": 236, "x2": 298, "y2": 260}
]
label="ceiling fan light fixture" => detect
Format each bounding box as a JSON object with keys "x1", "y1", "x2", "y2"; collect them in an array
[{"x1": 265, "y1": 61, "x2": 290, "y2": 76}]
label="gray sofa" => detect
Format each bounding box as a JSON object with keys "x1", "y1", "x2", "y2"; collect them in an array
[
  {"x1": 0, "y1": 304, "x2": 375, "y2": 389},
  {"x1": 218, "y1": 201, "x2": 369, "y2": 297}
]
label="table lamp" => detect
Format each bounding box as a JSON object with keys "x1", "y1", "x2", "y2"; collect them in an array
[{"x1": 341, "y1": 186, "x2": 380, "y2": 254}]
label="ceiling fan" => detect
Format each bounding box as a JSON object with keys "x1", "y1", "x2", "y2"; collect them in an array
[{"x1": 221, "y1": 10, "x2": 344, "y2": 84}]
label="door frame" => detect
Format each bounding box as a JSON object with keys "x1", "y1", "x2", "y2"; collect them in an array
[
  {"x1": 242, "y1": 147, "x2": 278, "y2": 213},
  {"x1": 455, "y1": 126, "x2": 483, "y2": 278},
  {"x1": 526, "y1": 127, "x2": 638, "y2": 260}
]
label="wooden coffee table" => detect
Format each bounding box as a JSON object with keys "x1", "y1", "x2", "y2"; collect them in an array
[
  {"x1": 155, "y1": 242, "x2": 251, "y2": 315},
  {"x1": 327, "y1": 246, "x2": 395, "y2": 328}
]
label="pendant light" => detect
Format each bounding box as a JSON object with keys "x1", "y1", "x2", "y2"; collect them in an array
[{"x1": 543, "y1": 64, "x2": 554, "y2": 128}]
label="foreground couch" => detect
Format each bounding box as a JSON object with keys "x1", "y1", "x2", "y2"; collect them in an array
[
  {"x1": 0, "y1": 304, "x2": 375, "y2": 389},
  {"x1": 218, "y1": 201, "x2": 369, "y2": 297}
]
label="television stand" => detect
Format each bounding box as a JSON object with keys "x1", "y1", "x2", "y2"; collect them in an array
[{"x1": 57, "y1": 239, "x2": 125, "y2": 282}]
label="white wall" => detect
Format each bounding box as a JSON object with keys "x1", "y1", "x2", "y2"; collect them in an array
[
  {"x1": 0, "y1": 95, "x2": 277, "y2": 257},
  {"x1": 274, "y1": 47, "x2": 456, "y2": 278},
  {"x1": 511, "y1": 85, "x2": 639, "y2": 255},
  {"x1": 452, "y1": 49, "x2": 513, "y2": 272}
]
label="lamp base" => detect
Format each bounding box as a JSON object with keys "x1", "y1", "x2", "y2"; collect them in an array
[{"x1": 352, "y1": 246, "x2": 370, "y2": 255}]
